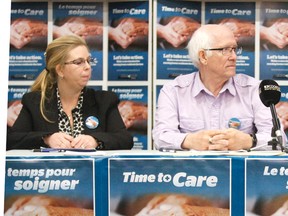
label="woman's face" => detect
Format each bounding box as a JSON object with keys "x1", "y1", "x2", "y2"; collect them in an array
[{"x1": 60, "y1": 45, "x2": 92, "y2": 90}]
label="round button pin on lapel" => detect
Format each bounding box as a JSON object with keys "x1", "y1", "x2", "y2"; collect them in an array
[{"x1": 85, "y1": 116, "x2": 99, "y2": 129}]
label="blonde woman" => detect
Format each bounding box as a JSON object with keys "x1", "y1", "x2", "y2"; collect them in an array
[{"x1": 7, "y1": 35, "x2": 133, "y2": 150}]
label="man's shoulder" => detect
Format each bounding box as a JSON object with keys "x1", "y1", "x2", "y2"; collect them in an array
[
  {"x1": 169, "y1": 72, "x2": 197, "y2": 88},
  {"x1": 233, "y1": 74, "x2": 260, "y2": 87}
]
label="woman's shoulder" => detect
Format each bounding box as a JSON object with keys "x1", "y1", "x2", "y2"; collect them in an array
[
  {"x1": 85, "y1": 88, "x2": 118, "y2": 102},
  {"x1": 22, "y1": 91, "x2": 41, "y2": 101},
  {"x1": 19, "y1": 91, "x2": 41, "y2": 108}
]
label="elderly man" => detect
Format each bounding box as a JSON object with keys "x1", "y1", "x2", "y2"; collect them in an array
[{"x1": 153, "y1": 24, "x2": 286, "y2": 151}]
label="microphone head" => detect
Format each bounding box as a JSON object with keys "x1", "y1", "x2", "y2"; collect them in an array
[{"x1": 259, "y1": 79, "x2": 281, "y2": 107}]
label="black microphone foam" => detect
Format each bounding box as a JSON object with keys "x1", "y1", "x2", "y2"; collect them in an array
[{"x1": 259, "y1": 79, "x2": 281, "y2": 107}]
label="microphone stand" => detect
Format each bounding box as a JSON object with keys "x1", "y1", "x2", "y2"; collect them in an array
[
  {"x1": 268, "y1": 127, "x2": 282, "y2": 151},
  {"x1": 269, "y1": 103, "x2": 285, "y2": 152}
]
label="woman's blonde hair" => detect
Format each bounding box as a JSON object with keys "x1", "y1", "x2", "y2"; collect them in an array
[{"x1": 30, "y1": 35, "x2": 89, "y2": 122}]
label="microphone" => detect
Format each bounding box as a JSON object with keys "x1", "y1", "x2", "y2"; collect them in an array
[{"x1": 259, "y1": 79, "x2": 283, "y2": 150}]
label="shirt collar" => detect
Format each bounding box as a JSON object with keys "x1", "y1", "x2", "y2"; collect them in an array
[{"x1": 193, "y1": 72, "x2": 236, "y2": 97}]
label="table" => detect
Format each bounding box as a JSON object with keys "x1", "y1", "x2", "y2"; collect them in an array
[{"x1": 5, "y1": 150, "x2": 288, "y2": 216}]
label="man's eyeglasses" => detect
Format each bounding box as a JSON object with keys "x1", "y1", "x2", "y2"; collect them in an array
[
  {"x1": 204, "y1": 46, "x2": 242, "y2": 56},
  {"x1": 64, "y1": 57, "x2": 93, "y2": 66}
]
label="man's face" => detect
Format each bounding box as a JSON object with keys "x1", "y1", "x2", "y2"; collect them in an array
[{"x1": 205, "y1": 30, "x2": 238, "y2": 81}]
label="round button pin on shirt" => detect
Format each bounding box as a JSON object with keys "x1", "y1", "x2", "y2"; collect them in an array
[
  {"x1": 85, "y1": 116, "x2": 99, "y2": 129},
  {"x1": 228, "y1": 117, "x2": 241, "y2": 129}
]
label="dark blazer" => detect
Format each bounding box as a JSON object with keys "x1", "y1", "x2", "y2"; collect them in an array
[{"x1": 7, "y1": 88, "x2": 134, "y2": 150}]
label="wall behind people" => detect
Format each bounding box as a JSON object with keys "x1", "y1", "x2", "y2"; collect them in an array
[
  {"x1": 7, "y1": 0, "x2": 288, "y2": 149},
  {"x1": 2, "y1": 0, "x2": 11, "y2": 215}
]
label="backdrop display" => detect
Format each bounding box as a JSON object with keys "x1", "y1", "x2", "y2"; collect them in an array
[
  {"x1": 7, "y1": 0, "x2": 288, "y2": 150},
  {"x1": 7, "y1": 85, "x2": 29, "y2": 129},
  {"x1": 205, "y1": 1, "x2": 256, "y2": 77},
  {"x1": 259, "y1": 2, "x2": 288, "y2": 80},
  {"x1": 9, "y1": 2, "x2": 48, "y2": 81},
  {"x1": 277, "y1": 85, "x2": 288, "y2": 141},
  {"x1": 53, "y1": 2, "x2": 104, "y2": 80},
  {"x1": 109, "y1": 86, "x2": 148, "y2": 150},
  {"x1": 108, "y1": 1, "x2": 149, "y2": 81},
  {"x1": 155, "y1": 0, "x2": 201, "y2": 79}
]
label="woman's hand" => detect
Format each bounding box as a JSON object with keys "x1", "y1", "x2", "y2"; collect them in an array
[
  {"x1": 70, "y1": 134, "x2": 97, "y2": 149},
  {"x1": 43, "y1": 132, "x2": 73, "y2": 148}
]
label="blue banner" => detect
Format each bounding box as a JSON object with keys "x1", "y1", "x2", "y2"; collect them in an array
[
  {"x1": 5, "y1": 158, "x2": 94, "y2": 214},
  {"x1": 260, "y1": 2, "x2": 288, "y2": 80},
  {"x1": 53, "y1": 2, "x2": 103, "y2": 80},
  {"x1": 108, "y1": 1, "x2": 149, "y2": 81},
  {"x1": 9, "y1": 2, "x2": 48, "y2": 81},
  {"x1": 109, "y1": 158, "x2": 231, "y2": 215},
  {"x1": 109, "y1": 86, "x2": 148, "y2": 150},
  {"x1": 156, "y1": 0, "x2": 201, "y2": 79},
  {"x1": 205, "y1": 2, "x2": 256, "y2": 77}
]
